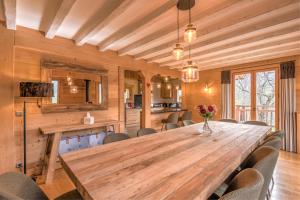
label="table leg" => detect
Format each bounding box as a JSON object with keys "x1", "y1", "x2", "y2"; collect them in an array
[{"x1": 45, "y1": 132, "x2": 61, "y2": 184}]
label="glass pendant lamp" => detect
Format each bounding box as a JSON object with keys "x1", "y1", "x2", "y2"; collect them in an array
[
  {"x1": 181, "y1": 46, "x2": 199, "y2": 83},
  {"x1": 172, "y1": 8, "x2": 184, "y2": 60},
  {"x1": 184, "y1": 0, "x2": 197, "y2": 43}
]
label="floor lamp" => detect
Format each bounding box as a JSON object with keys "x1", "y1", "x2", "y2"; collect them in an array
[{"x1": 19, "y1": 82, "x2": 53, "y2": 174}]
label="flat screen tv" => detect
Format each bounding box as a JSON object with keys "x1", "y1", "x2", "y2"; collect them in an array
[{"x1": 134, "y1": 95, "x2": 142, "y2": 108}]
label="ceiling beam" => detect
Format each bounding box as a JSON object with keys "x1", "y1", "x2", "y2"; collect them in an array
[
  {"x1": 98, "y1": 0, "x2": 177, "y2": 52},
  {"x1": 45, "y1": 0, "x2": 76, "y2": 39},
  {"x1": 117, "y1": 0, "x2": 242, "y2": 56},
  {"x1": 137, "y1": 2, "x2": 300, "y2": 60},
  {"x1": 2, "y1": 0, "x2": 16, "y2": 30},
  {"x1": 194, "y1": 48, "x2": 300, "y2": 71},
  {"x1": 163, "y1": 26, "x2": 300, "y2": 67},
  {"x1": 192, "y1": 42, "x2": 300, "y2": 67},
  {"x1": 74, "y1": 0, "x2": 133, "y2": 46}
]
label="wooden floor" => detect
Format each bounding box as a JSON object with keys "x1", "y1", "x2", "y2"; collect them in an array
[{"x1": 40, "y1": 151, "x2": 300, "y2": 200}]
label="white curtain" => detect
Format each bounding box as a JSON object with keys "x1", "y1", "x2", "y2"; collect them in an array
[
  {"x1": 279, "y1": 61, "x2": 297, "y2": 152},
  {"x1": 221, "y1": 71, "x2": 231, "y2": 119}
]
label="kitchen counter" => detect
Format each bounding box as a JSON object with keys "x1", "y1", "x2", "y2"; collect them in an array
[{"x1": 151, "y1": 108, "x2": 187, "y2": 114}]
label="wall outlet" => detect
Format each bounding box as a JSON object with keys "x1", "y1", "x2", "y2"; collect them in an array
[
  {"x1": 15, "y1": 111, "x2": 23, "y2": 117},
  {"x1": 16, "y1": 162, "x2": 23, "y2": 168}
]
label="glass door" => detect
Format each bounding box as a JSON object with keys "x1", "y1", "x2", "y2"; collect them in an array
[{"x1": 232, "y1": 68, "x2": 278, "y2": 128}]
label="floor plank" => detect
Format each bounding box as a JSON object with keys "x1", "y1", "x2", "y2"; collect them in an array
[{"x1": 39, "y1": 151, "x2": 300, "y2": 200}]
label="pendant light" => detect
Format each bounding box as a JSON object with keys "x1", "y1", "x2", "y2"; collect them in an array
[
  {"x1": 184, "y1": 0, "x2": 197, "y2": 43},
  {"x1": 182, "y1": 46, "x2": 199, "y2": 83},
  {"x1": 172, "y1": 7, "x2": 184, "y2": 60}
]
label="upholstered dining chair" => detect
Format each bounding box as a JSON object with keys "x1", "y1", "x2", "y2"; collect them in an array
[
  {"x1": 183, "y1": 120, "x2": 196, "y2": 126},
  {"x1": 210, "y1": 168, "x2": 264, "y2": 200},
  {"x1": 166, "y1": 123, "x2": 179, "y2": 130},
  {"x1": 243, "y1": 120, "x2": 268, "y2": 126},
  {"x1": 0, "y1": 172, "x2": 49, "y2": 200},
  {"x1": 103, "y1": 133, "x2": 130, "y2": 144},
  {"x1": 161, "y1": 112, "x2": 179, "y2": 131},
  {"x1": 137, "y1": 128, "x2": 157, "y2": 136},
  {"x1": 219, "y1": 119, "x2": 238, "y2": 123},
  {"x1": 265, "y1": 130, "x2": 284, "y2": 140},
  {"x1": 55, "y1": 190, "x2": 82, "y2": 200},
  {"x1": 241, "y1": 146, "x2": 279, "y2": 200},
  {"x1": 180, "y1": 111, "x2": 192, "y2": 121},
  {"x1": 261, "y1": 136, "x2": 282, "y2": 150}
]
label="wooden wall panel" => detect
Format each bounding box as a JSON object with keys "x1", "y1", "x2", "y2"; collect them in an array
[
  {"x1": 2, "y1": 27, "x2": 180, "y2": 174},
  {"x1": 0, "y1": 25, "x2": 15, "y2": 173}
]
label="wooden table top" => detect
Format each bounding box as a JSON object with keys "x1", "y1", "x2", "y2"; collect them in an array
[{"x1": 60, "y1": 121, "x2": 271, "y2": 200}]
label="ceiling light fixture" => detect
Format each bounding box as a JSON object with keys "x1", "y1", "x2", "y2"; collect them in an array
[
  {"x1": 184, "y1": 0, "x2": 197, "y2": 43},
  {"x1": 181, "y1": 45, "x2": 199, "y2": 83},
  {"x1": 172, "y1": 8, "x2": 184, "y2": 60}
]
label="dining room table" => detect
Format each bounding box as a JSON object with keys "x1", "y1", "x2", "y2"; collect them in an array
[{"x1": 59, "y1": 121, "x2": 271, "y2": 200}]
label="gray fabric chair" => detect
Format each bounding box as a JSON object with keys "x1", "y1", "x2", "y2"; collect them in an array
[
  {"x1": 0, "y1": 172, "x2": 49, "y2": 200},
  {"x1": 137, "y1": 128, "x2": 157, "y2": 136},
  {"x1": 265, "y1": 130, "x2": 284, "y2": 140},
  {"x1": 55, "y1": 190, "x2": 82, "y2": 200},
  {"x1": 181, "y1": 111, "x2": 192, "y2": 121},
  {"x1": 166, "y1": 123, "x2": 179, "y2": 130},
  {"x1": 243, "y1": 120, "x2": 268, "y2": 126},
  {"x1": 215, "y1": 168, "x2": 264, "y2": 200},
  {"x1": 103, "y1": 133, "x2": 130, "y2": 144},
  {"x1": 242, "y1": 146, "x2": 279, "y2": 200},
  {"x1": 261, "y1": 136, "x2": 282, "y2": 150},
  {"x1": 183, "y1": 120, "x2": 196, "y2": 126},
  {"x1": 161, "y1": 112, "x2": 179, "y2": 131},
  {"x1": 219, "y1": 119, "x2": 238, "y2": 123}
]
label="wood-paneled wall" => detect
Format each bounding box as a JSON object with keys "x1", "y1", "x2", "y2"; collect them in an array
[
  {"x1": 0, "y1": 25, "x2": 180, "y2": 175},
  {"x1": 183, "y1": 55, "x2": 300, "y2": 153},
  {"x1": 0, "y1": 24, "x2": 15, "y2": 173}
]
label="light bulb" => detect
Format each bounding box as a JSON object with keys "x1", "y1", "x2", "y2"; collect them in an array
[
  {"x1": 172, "y1": 43, "x2": 184, "y2": 60},
  {"x1": 157, "y1": 83, "x2": 161, "y2": 88},
  {"x1": 184, "y1": 24, "x2": 197, "y2": 43}
]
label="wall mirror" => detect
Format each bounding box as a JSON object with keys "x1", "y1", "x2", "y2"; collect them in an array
[{"x1": 41, "y1": 60, "x2": 108, "y2": 113}]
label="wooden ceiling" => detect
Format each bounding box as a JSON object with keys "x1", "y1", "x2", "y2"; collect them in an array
[{"x1": 1, "y1": 0, "x2": 300, "y2": 71}]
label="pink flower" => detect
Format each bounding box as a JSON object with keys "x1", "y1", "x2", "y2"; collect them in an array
[
  {"x1": 208, "y1": 105, "x2": 214, "y2": 112},
  {"x1": 200, "y1": 108, "x2": 207, "y2": 114}
]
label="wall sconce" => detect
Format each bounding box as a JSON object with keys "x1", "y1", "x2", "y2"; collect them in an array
[
  {"x1": 70, "y1": 85, "x2": 78, "y2": 94},
  {"x1": 204, "y1": 83, "x2": 211, "y2": 93},
  {"x1": 167, "y1": 84, "x2": 171, "y2": 89},
  {"x1": 176, "y1": 85, "x2": 179, "y2": 90},
  {"x1": 157, "y1": 83, "x2": 161, "y2": 88}
]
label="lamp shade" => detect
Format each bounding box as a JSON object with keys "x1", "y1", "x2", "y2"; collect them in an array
[{"x1": 20, "y1": 82, "x2": 53, "y2": 97}]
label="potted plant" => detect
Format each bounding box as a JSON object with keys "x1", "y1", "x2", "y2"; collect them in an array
[{"x1": 196, "y1": 105, "x2": 216, "y2": 135}]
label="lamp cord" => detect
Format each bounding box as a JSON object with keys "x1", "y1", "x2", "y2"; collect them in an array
[
  {"x1": 177, "y1": 7, "x2": 179, "y2": 43},
  {"x1": 189, "y1": 0, "x2": 191, "y2": 24}
]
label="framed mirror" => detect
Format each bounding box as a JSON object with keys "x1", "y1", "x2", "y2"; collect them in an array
[{"x1": 40, "y1": 60, "x2": 108, "y2": 113}]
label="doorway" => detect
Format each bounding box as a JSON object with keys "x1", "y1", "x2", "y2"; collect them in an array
[{"x1": 232, "y1": 67, "x2": 279, "y2": 129}]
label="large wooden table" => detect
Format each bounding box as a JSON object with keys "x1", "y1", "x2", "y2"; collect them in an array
[{"x1": 60, "y1": 121, "x2": 271, "y2": 200}]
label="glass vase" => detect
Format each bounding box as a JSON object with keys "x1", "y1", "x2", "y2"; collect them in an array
[{"x1": 203, "y1": 118, "x2": 212, "y2": 135}]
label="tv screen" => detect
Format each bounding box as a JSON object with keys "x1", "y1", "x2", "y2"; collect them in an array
[{"x1": 134, "y1": 95, "x2": 142, "y2": 108}]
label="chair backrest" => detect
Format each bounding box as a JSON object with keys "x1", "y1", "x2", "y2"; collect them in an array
[
  {"x1": 137, "y1": 128, "x2": 157, "y2": 136},
  {"x1": 0, "y1": 172, "x2": 49, "y2": 200},
  {"x1": 266, "y1": 130, "x2": 284, "y2": 139},
  {"x1": 167, "y1": 112, "x2": 179, "y2": 124},
  {"x1": 243, "y1": 120, "x2": 268, "y2": 126},
  {"x1": 181, "y1": 111, "x2": 192, "y2": 121},
  {"x1": 242, "y1": 146, "x2": 279, "y2": 200},
  {"x1": 261, "y1": 136, "x2": 281, "y2": 150},
  {"x1": 219, "y1": 168, "x2": 264, "y2": 200},
  {"x1": 219, "y1": 119, "x2": 238, "y2": 123},
  {"x1": 103, "y1": 133, "x2": 130, "y2": 144},
  {"x1": 166, "y1": 123, "x2": 179, "y2": 130},
  {"x1": 183, "y1": 120, "x2": 195, "y2": 126}
]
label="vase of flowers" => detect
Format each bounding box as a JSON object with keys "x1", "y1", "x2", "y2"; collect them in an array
[{"x1": 196, "y1": 105, "x2": 216, "y2": 135}]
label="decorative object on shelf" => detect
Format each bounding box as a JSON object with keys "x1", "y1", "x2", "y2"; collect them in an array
[
  {"x1": 83, "y1": 112, "x2": 95, "y2": 125},
  {"x1": 172, "y1": 7, "x2": 184, "y2": 60},
  {"x1": 196, "y1": 104, "x2": 216, "y2": 135},
  {"x1": 184, "y1": 0, "x2": 197, "y2": 43},
  {"x1": 181, "y1": 46, "x2": 199, "y2": 83},
  {"x1": 19, "y1": 82, "x2": 53, "y2": 174}
]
